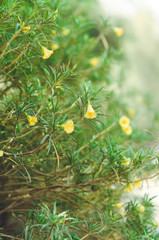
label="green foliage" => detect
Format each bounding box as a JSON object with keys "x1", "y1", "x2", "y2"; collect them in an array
[
  {"x1": 25, "y1": 203, "x2": 79, "y2": 240},
  {"x1": 0, "y1": 0, "x2": 159, "y2": 239}
]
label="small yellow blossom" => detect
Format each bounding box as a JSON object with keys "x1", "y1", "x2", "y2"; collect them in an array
[
  {"x1": 137, "y1": 203, "x2": 145, "y2": 214},
  {"x1": 50, "y1": 43, "x2": 59, "y2": 51},
  {"x1": 119, "y1": 116, "x2": 130, "y2": 128},
  {"x1": 89, "y1": 57, "x2": 100, "y2": 67},
  {"x1": 22, "y1": 26, "x2": 31, "y2": 33},
  {"x1": 0, "y1": 150, "x2": 4, "y2": 157},
  {"x1": 41, "y1": 46, "x2": 53, "y2": 59},
  {"x1": 55, "y1": 85, "x2": 63, "y2": 90},
  {"x1": 122, "y1": 125, "x2": 132, "y2": 135},
  {"x1": 27, "y1": 115, "x2": 38, "y2": 126},
  {"x1": 113, "y1": 27, "x2": 124, "y2": 37},
  {"x1": 61, "y1": 28, "x2": 70, "y2": 36},
  {"x1": 84, "y1": 103, "x2": 97, "y2": 119},
  {"x1": 128, "y1": 108, "x2": 135, "y2": 117},
  {"x1": 52, "y1": 30, "x2": 57, "y2": 36},
  {"x1": 115, "y1": 202, "x2": 124, "y2": 210},
  {"x1": 121, "y1": 157, "x2": 131, "y2": 166},
  {"x1": 125, "y1": 182, "x2": 134, "y2": 192},
  {"x1": 62, "y1": 120, "x2": 74, "y2": 134},
  {"x1": 134, "y1": 177, "x2": 142, "y2": 188}
]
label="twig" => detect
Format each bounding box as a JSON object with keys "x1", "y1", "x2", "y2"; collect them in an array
[
  {"x1": 0, "y1": 42, "x2": 30, "y2": 73},
  {"x1": 76, "y1": 122, "x2": 116, "y2": 153}
]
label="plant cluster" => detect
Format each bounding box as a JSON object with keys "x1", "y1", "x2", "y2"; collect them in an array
[{"x1": 0, "y1": 0, "x2": 159, "y2": 239}]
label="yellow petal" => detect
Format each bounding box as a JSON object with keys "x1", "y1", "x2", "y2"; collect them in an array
[
  {"x1": 41, "y1": 46, "x2": 53, "y2": 59},
  {"x1": 84, "y1": 103, "x2": 97, "y2": 119},
  {"x1": 119, "y1": 116, "x2": 130, "y2": 128},
  {"x1": 122, "y1": 125, "x2": 132, "y2": 135},
  {"x1": 62, "y1": 120, "x2": 74, "y2": 134},
  {"x1": 137, "y1": 203, "x2": 145, "y2": 214},
  {"x1": 0, "y1": 150, "x2": 4, "y2": 157},
  {"x1": 134, "y1": 177, "x2": 142, "y2": 188},
  {"x1": 50, "y1": 43, "x2": 59, "y2": 51},
  {"x1": 121, "y1": 157, "x2": 131, "y2": 166},
  {"x1": 89, "y1": 57, "x2": 100, "y2": 67},
  {"x1": 61, "y1": 28, "x2": 70, "y2": 36},
  {"x1": 27, "y1": 115, "x2": 38, "y2": 126},
  {"x1": 22, "y1": 26, "x2": 31, "y2": 33},
  {"x1": 125, "y1": 183, "x2": 134, "y2": 192},
  {"x1": 52, "y1": 30, "x2": 57, "y2": 36},
  {"x1": 115, "y1": 202, "x2": 124, "y2": 210},
  {"x1": 55, "y1": 85, "x2": 62, "y2": 90},
  {"x1": 113, "y1": 27, "x2": 124, "y2": 37}
]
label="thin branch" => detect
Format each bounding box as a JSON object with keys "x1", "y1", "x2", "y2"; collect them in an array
[{"x1": 0, "y1": 42, "x2": 30, "y2": 73}]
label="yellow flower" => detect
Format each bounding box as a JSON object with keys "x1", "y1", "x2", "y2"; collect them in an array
[
  {"x1": 128, "y1": 108, "x2": 135, "y2": 117},
  {"x1": 55, "y1": 85, "x2": 63, "y2": 90},
  {"x1": 115, "y1": 202, "x2": 124, "y2": 210},
  {"x1": 41, "y1": 46, "x2": 53, "y2": 59},
  {"x1": 113, "y1": 27, "x2": 124, "y2": 37},
  {"x1": 62, "y1": 120, "x2": 74, "y2": 134},
  {"x1": 134, "y1": 177, "x2": 142, "y2": 188},
  {"x1": 27, "y1": 115, "x2": 38, "y2": 126},
  {"x1": 125, "y1": 183, "x2": 134, "y2": 192},
  {"x1": 84, "y1": 103, "x2": 97, "y2": 119},
  {"x1": 50, "y1": 43, "x2": 60, "y2": 51},
  {"x1": 137, "y1": 203, "x2": 145, "y2": 214},
  {"x1": 121, "y1": 157, "x2": 131, "y2": 166},
  {"x1": 89, "y1": 57, "x2": 100, "y2": 67},
  {"x1": 119, "y1": 116, "x2": 130, "y2": 128},
  {"x1": 0, "y1": 150, "x2": 4, "y2": 157},
  {"x1": 52, "y1": 30, "x2": 57, "y2": 36},
  {"x1": 122, "y1": 125, "x2": 132, "y2": 135},
  {"x1": 22, "y1": 26, "x2": 31, "y2": 33},
  {"x1": 61, "y1": 28, "x2": 70, "y2": 36}
]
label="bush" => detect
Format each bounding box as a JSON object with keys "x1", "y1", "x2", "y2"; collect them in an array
[{"x1": 0, "y1": 0, "x2": 159, "y2": 239}]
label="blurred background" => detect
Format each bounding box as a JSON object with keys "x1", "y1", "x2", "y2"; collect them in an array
[
  {"x1": 99, "y1": 0, "x2": 159, "y2": 104},
  {"x1": 99, "y1": 0, "x2": 159, "y2": 221}
]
